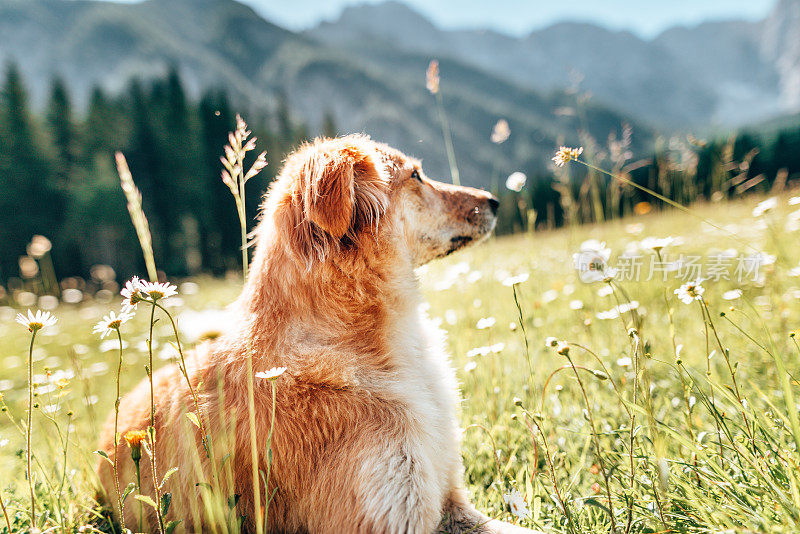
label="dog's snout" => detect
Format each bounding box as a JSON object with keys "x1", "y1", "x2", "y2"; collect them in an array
[{"x1": 487, "y1": 196, "x2": 499, "y2": 215}]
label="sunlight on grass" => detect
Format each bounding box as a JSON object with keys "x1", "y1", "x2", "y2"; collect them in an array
[{"x1": 1, "y1": 192, "x2": 799, "y2": 532}]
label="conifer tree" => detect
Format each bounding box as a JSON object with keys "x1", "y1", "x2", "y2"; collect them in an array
[
  {"x1": 46, "y1": 77, "x2": 76, "y2": 186},
  {"x1": 0, "y1": 63, "x2": 61, "y2": 279}
]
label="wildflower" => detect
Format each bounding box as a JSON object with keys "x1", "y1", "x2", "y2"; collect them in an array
[
  {"x1": 556, "y1": 341, "x2": 570, "y2": 356},
  {"x1": 255, "y1": 367, "x2": 287, "y2": 381},
  {"x1": 513, "y1": 397, "x2": 523, "y2": 407},
  {"x1": 55, "y1": 378, "x2": 69, "y2": 389},
  {"x1": 752, "y1": 197, "x2": 777, "y2": 217},
  {"x1": 120, "y1": 276, "x2": 145, "y2": 311},
  {"x1": 640, "y1": 236, "x2": 675, "y2": 252},
  {"x1": 675, "y1": 279, "x2": 705, "y2": 304},
  {"x1": 178, "y1": 308, "x2": 234, "y2": 342},
  {"x1": 93, "y1": 310, "x2": 134, "y2": 339},
  {"x1": 502, "y1": 273, "x2": 529, "y2": 286},
  {"x1": 505, "y1": 172, "x2": 526, "y2": 192},
  {"x1": 425, "y1": 60, "x2": 439, "y2": 94},
  {"x1": 123, "y1": 430, "x2": 148, "y2": 462},
  {"x1": 574, "y1": 241, "x2": 615, "y2": 283},
  {"x1": 476, "y1": 317, "x2": 496, "y2": 330},
  {"x1": 502, "y1": 489, "x2": 530, "y2": 520},
  {"x1": 464, "y1": 362, "x2": 477, "y2": 373},
  {"x1": 545, "y1": 337, "x2": 558, "y2": 348},
  {"x1": 16, "y1": 310, "x2": 57, "y2": 333},
  {"x1": 552, "y1": 146, "x2": 583, "y2": 167},
  {"x1": 569, "y1": 299, "x2": 584, "y2": 310},
  {"x1": 490, "y1": 119, "x2": 510, "y2": 144},
  {"x1": 626, "y1": 223, "x2": 644, "y2": 235},
  {"x1": 595, "y1": 308, "x2": 620, "y2": 320},
  {"x1": 467, "y1": 346, "x2": 489, "y2": 358},
  {"x1": 722, "y1": 289, "x2": 743, "y2": 301},
  {"x1": 139, "y1": 281, "x2": 178, "y2": 301},
  {"x1": 537, "y1": 290, "x2": 556, "y2": 304}
]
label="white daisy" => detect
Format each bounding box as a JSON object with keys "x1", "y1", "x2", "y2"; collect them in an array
[
  {"x1": 16, "y1": 309, "x2": 57, "y2": 333},
  {"x1": 467, "y1": 346, "x2": 490, "y2": 358},
  {"x1": 574, "y1": 241, "x2": 615, "y2": 283},
  {"x1": 139, "y1": 281, "x2": 178, "y2": 301},
  {"x1": 722, "y1": 289, "x2": 743, "y2": 301},
  {"x1": 596, "y1": 308, "x2": 620, "y2": 320},
  {"x1": 675, "y1": 279, "x2": 705, "y2": 304},
  {"x1": 255, "y1": 367, "x2": 287, "y2": 381},
  {"x1": 502, "y1": 273, "x2": 529, "y2": 287},
  {"x1": 502, "y1": 489, "x2": 530, "y2": 520},
  {"x1": 93, "y1": 310, "x2": 134, "y2": 339},
  {"x1": 569, "y1": 299, "x2": 584, "y2": 310},
  {"x1": 476, "y1": 317, "x2": 496, "y2": 330},
  {"x1": 640, "y1": 236, "x2": 675, "y2": 252},
  {"x1": 752, "y1": 197, "x2": 777, "y2": 217},
  {"x1": 120, "y1": 276, "x2": 145, "y2": 311}
]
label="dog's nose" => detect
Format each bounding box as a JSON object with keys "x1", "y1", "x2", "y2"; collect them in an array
[{"x1": 487, "y1": 196, "x2": 499, "y2": 215}]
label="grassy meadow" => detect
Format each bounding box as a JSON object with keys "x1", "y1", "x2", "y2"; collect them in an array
[{"x1": 1, "y1": 192, "x2": 800, "y2": 532}]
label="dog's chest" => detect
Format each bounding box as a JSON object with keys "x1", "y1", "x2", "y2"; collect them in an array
[{"x1": 385, "y1": 309, "x2": 463, "y2": 481}]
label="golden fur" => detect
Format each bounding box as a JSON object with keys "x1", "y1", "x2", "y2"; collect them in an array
[{"x1": 97, "y1": 136, "x2": 536, "y2": 533}]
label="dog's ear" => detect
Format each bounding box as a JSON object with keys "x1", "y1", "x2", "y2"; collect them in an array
[
  {"x1": 302, "y1": 145, "x2": 363, "y2": 238},
  {"x1": 271, "y1": 136, "x2": 389, "y2": 265}
]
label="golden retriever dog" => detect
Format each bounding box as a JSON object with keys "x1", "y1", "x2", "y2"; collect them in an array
[{"x1": 97, "y1": 135, "x2": 537, "y2": 533}]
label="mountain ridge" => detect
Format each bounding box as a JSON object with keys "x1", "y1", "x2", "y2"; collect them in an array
[
  {"x1": 308, "y1": 0, "x2": 796, "y2": 128},
  {"x1": 0, "y1": 0, "x2": 653, "y2": 187}
]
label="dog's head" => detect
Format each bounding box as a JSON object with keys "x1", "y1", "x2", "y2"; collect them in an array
[{"x1": 266, "y1": 135, "x2": 498, "y2": 268}]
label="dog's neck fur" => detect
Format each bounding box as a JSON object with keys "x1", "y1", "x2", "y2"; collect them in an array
[{"x1": 232, "y1": 219, "x2": 419, "y2": 373}]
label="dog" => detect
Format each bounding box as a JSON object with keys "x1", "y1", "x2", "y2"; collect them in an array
[{"x1": 97, "y1": 135, "x2": 536, "y2": 533}]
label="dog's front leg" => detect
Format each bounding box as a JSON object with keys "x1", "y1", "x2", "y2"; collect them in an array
[
  {"x1": 438, "y1": 489, "x2": 543, "y2": 534},
  {"x1": 301, "y1": 433, "x2": 446, "y2": 534}
]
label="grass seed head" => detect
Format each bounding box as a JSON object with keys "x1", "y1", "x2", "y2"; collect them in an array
[{"x1": 426, "y1": 60, "x2": 440, "y2": 94}]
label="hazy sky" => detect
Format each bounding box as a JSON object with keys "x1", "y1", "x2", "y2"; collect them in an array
[
  {"x1": 239, "y1": 0, "x2": 777, "y2": 38},
  {"x1": 104, "y1": 0, "x2": 778, "y2": 38}
]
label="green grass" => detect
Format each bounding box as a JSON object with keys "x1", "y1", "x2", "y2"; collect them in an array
[{"x1": 2, "y1": 194, "x2": 800, "y2": 532}]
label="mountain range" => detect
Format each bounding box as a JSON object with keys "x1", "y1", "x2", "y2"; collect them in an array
[
  {"x1": 1, "y1": 0, "x2": 798, "y2": 187},
  {"x1": 310, "y1": 0, "x2": 800, "y2": 129}
]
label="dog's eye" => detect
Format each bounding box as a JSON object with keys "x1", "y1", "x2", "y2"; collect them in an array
[{"x1": 411, "y1": 169, "x2": 422, "y2": 182}]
